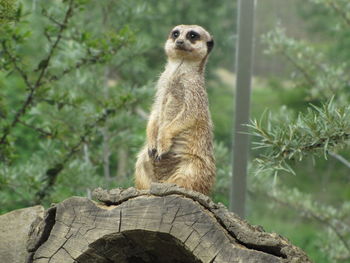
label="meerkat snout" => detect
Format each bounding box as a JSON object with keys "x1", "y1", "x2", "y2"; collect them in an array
[
  {"x1": 165, "y1": 25, "x2": 214, "y2": 61},
  {"x1": 175, "y1": 39, "x2": 185, "y2": 49}
]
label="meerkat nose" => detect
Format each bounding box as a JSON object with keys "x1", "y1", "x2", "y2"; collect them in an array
[{"x1": 176, "y1": 39, "x2": 185, "y2": 46}]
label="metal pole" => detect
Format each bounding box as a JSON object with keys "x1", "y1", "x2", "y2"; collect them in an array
[{"x1": 230, "y1": 0, "x2": 256, "y2": 218}]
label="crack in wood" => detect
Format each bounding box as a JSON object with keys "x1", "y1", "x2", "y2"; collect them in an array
[
  {"x1": 92, "y1": 186, "x2": 308, "y2": 261},
  {"x1": 183, "y1": 229, "x2": 196, "y2": 244},
  {"x1": 26, "y1": 206, "x2": 57, "y2": 259},
  {"x1": 209, "y1": 253, "x2": 218, "y2": 263},
  {"x1": 27, "y1": 186, "x2": 311, "y2": 263},
  {"x1": 61, "y1": 246, "x2": 75, "y2": 262},
  {"x1": 47, "y1": 238, "x2": 69, "y2": 263},
  {"x1": 118, "y1": 209, "x2": 122, "y2": 233}
]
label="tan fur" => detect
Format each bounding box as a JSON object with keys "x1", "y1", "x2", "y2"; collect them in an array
[{"x1": 134, "y1": 25, "x2": 215, "y2": 195}]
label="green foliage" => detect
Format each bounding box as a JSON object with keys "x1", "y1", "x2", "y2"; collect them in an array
[
  {"x1": 249, "y1": 174, "x2": 350, "y2": 261},
  {"x1": 0, "y1": 0, "x2": 19, "y2": 24},
  {"x1": 298, "y1": 0, "x2": 350, "y2": 69},
  {"x1": 252, "y1": 12, "x2": 350, "y2": 176},
  {"x1": 250, "y1": 0, "x2": 350, "y2": 262},
  {"x1": 0, "y1": 0, "x2": 146, "y2": 210},
  {"x1": 0, "y1": 0, "x2": 237, "y2": 212},
  {"x1": 263, "y1": 26, "x2": 350, "y2": 101},
  {"x1": 249, "y1": 99, "x2": 350, "y2": 175}
]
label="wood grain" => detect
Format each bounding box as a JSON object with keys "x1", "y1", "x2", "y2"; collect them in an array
[{"x1": 26, "y1": 183, "x2": 311, "y2": 263}]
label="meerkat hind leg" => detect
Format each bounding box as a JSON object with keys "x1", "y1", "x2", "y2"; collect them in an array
[
  {"x1": 165, "y1": 158, "x2": 211, "y2": 195},
  {"x1": 135, "y1": 146, "x2": 154, "y2": 190}
]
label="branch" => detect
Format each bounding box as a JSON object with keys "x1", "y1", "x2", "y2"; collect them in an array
[
  {"x1": 327, "y1": 0, "x2": 350, "y2": 27},
  {"x1": 43, "y1": 28, "x2": 52, "y2": 43},
  {"x1": 41, "y1": 9, "x2": 64, "y2": 27},
  {"x1": 135, "y1": 106, "x2": 149, "y2": 120},
  {"x1": 46, "y1": 54, "x2": 106, "y2": 83},
  {"x1": 329, "y1": 151, "x2": 350, "y2": 170},
  {"x1": 33, "y1": 108, "x2": 117, "y2": 204},
  {"x1": 45, "y1": 43, "x2": 125, "y2": 84},
  {"x1": 249, "y1": 188, "x2": 350, "y2": 254},
  {"x1": 286, "y1": 133, "x2": 350, "y2": 156},
  {"x1": 250, "y1": 100, "x2": 350, "y2": 174},
  {"x1": 17, "y1": 119, "x2": 54, "y2": 138},
  {"x1": 281, "y1": 50, "x2": 316, "y2": 87},
  {"x1": 0, "y1": 0, "x2": 74, "y2": 147},
  {"x1": 34, "y1": 0, "x2": 74, "y2": 87},
  {"x1": 40, "y1": 98, "x2": 78, "y2": 109},
  {"x1": 263, "y1": 27, "x2": 340, "y2": 97},
  {"x1": 1, "y1": 41, "x2": 33, "y2": 89},
  {"x1": 281, "y1": 48, "x2": 338, "y2": 95}
]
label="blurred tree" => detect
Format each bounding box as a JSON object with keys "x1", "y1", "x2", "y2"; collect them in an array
[
  {"x1": 298, "y1": 0, "x2": 350, "y2": 63},
  {"x1": 249, "y1": 0, "x2": 350, "y2": 261},
  {"x1": 0, "y1": 0, "x2": 18, "y2": 23},
  {"x1": 0, "y1": 0, "x2": 149, "y2": 210},
  {"x1": 0, "y1": 0, "x2": 236, "y2": 212}
]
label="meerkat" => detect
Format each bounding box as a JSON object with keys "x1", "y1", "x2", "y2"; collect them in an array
[{"x1": 134, "y1": 25, "x2": 215, "y2": 195}]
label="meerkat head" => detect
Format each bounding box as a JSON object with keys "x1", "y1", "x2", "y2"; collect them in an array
[{"x1": 165, "y1": 25, "x2": 214, "y2": 62}]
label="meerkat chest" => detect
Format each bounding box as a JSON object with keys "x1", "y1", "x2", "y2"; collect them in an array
[
  {"x1": 159, "y1": 82, "x2": 184, "y2": 122},
  {"x1": 158, "y1": 73, "x2": 185, "y2": 105}
]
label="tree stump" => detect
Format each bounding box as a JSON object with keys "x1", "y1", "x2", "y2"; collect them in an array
[
  {"x1": 26, "y1": 183, "x2": 312, "y2": 263},
  {"x1": 0, "y1": 205, "x2": 44, "y2": 263}
]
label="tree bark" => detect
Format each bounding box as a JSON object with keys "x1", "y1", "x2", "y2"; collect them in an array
[{"x1": 26, "y1": 183, "x2": 312, "y2": 263}]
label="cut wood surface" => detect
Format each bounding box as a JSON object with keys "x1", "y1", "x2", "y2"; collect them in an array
[
  {"x1": 26, "y1": 183, "x2": 312, "y2": 263},
  {"x1": 0, "y1": 205, "x2": 44, "y2": 263}
]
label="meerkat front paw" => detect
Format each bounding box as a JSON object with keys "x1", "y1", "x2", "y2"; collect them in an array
[
  {"x1": 148, "y1": 148, "x2": 157, "y2": 158},
  {"x1": 155, "y1": 136, "x2": 172, "y2": 161},
  {"x1": 147, "y1": 137, "x2": 158, "y2": 158}
]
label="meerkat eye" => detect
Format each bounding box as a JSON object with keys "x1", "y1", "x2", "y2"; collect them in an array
[
  {"x1": 172, "y1": 30, "x2": 180, "y2": 39},
  {"x1": 187, "y1": 31, "x2": 200, "y2": 41}
]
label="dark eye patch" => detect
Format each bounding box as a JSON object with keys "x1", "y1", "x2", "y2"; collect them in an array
[
  {"x1": 172, "y1": 30, "x2": 180, "y2": 39},
  {"x1": 186, "y1": 31, "x2": 200, "y2": 42}
]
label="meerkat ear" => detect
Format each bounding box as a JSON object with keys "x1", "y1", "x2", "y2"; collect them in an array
[{"x1": 207, "y1": 39, "x2": 214, "y2": 53}]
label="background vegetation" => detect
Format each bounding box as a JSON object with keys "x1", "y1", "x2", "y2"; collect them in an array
[{"x1": 0, "y1": 0, "x2": 349, "y2": 262}]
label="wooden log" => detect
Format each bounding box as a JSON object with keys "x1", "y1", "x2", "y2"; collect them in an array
[
  {"x1": 26, "y1": 183, "x2": 312, "y2": 263},
  {"x1": 0, "y1": 205, "x2": 44, "y2": 263}
]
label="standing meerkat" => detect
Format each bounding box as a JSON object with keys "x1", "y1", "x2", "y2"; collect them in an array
[{"x1": 135, "y1": 25, "x2": 215, "y2": 195}]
